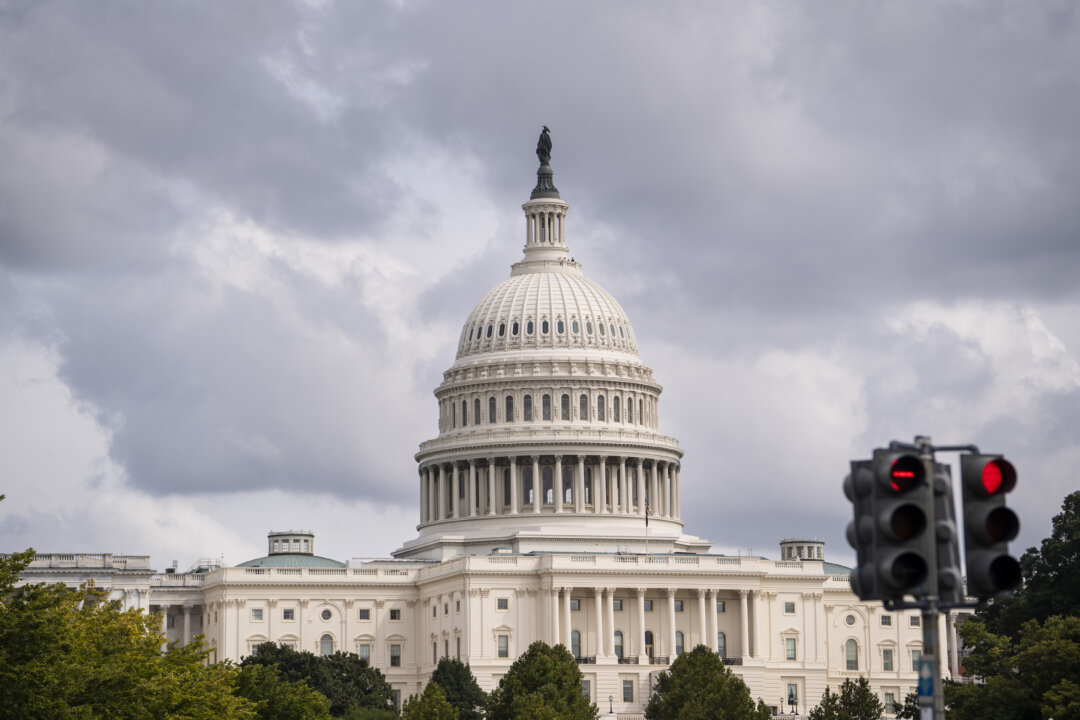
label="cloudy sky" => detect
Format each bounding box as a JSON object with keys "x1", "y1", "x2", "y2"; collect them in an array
[{"x1": 1, "y1": 1, "x2": 1077, "y2": 571}]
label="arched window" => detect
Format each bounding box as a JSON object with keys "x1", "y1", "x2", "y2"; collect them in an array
[
  {"x1": 572, "y1": 320, "x2": 579, "y2": 334},
  {"x1": 542, "y1": 394, "x2": 551, "y2": 421},
  {"x1": 461, "y1": 400, "x2": 468, "y2": 427},
  {"x1": 845, "y1": 639, "x2": 859, "y2": 670},
  {"x1": 571, "y1": 630, "x2": 581, "y2": 658},
  {"x1": 639, "y1": 399, "x2": 644, "y2": 425},
  {"x1": 542, "y1": 320, "x2": 550, "y2": 334},
  {"x1": 486, "y1": 324, "x2": 493, "y2": 338},
  {"x1": 557, "y1": 319, "x2": 565, "y2": 334},
  {"x1": 627, "y1": 398, "x2": 633, "y2": 423},
  {"x1": 512, "y1": 321, "x2": 519, "y2": 336},
  {"x1": 613, "y1": 396, "x2": 620, "y2": 422},
  {"x1": 524, "y1": 467, "x2": 534, "y2": 505},
  {"x1": 561, "y1": 394, "x2": 570, "y2": 421},
  {"x1": 489, "y1": 397, "x2": 496, "y2": 424},
  {"x1": 645, "y1": 630, "x2": 654, "y2": 659},
  {"x1": 452, "y1": 403, "x2": 456, "y2": 428},
  {"x1": 474, "y1": 398, "x2": 480, "y2": 425},
  {"x1": 526, "y1": 320, "x2": 534, "y2": 335},
  {"x1": 319, "y1": 634, "x2": 334, "y2": 656},
  {"x1": 563, "y1": 466, "x2": 573, "y2": 503},
  {"x1": 675, "y1": 631, "x2": 685, "y2": 656},
  {"x1": 505, "y1": 396, "x2": 514, "y2": 423},
  {"x1": 614, "y1": 631, "x2": 624, "y2": 659},
  {"x1": 586, "y1": 321, "x2": 594, "y2": 335},
  {"x1": 542, "y1": 466, "x2": 553, "y2": 504},
  {"x1": 599, "y1": 322, "x2": 606, "y2": 336},
  {"x1": 579, "y1": 394, "x2": 588, "y2": 420},
  {"x1": 498, "y1": 322, "x2": 505, "y2": 337},
  {"x1": 717, "y1": 632, "x2": 727, "y2": 659},
  {"x1": 584, "y1": 467, "x2": 592, "y2": 504},
  {"x1": 523, "y1": 395, "x2": 533, "y2": 421},
  {"x1": 597, "y1": 395, "x2": 606, "y2": 421}
]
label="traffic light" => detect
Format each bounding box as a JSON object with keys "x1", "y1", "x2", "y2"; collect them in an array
[
  {"x1": 871, "y1": 449, "x2": 934, "y2": 599},
  {"x1": 961, "y1": 454, "x2": 1021, "y2": 598},
  {"x1": 845, "y1": 460, "x2": 878, "y2": 600},
  {"x1": 932, "y1": 462, "x2": 963, "y2": 605}
]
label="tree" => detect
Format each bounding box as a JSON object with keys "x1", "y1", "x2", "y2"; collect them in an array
[
  {"x1": 236, "y1": 663, "x2": 333, "y2": 720},
  {"x1": 944, "y1": 615, "x2": 1080, "y2": 720},
  {"x1": 243, "y1": 642, "x2": 395, "y2": 717},
  {"x1": 429, "y1": 658, "x2": 485, "y2": 720},
  {"x1": 646, "y1": 645, "x2": 770, "y2": 720},
  {"x1": 808, "y1": 678, "x2": 883, "y2": 720},
  {"x1": 486, "y1": 641, "x2": 596, "y2": 720},
  {"x1": 982, "y1": 491, "x2": 1080, "y2": 637},
  {"x1": 403, "y1": 683, "x2": 458, "y2": 720},
  {"x1": 894, "y1": 692, "x2": 919, "y2": 720},
  {"x1": 0, "y1": 577, "x2": 255, "y2": 719}
]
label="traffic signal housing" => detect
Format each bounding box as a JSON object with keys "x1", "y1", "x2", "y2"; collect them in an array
[
  {"x1": 961, "y1": 454, "x2": 1021, "y2": 598},
  {"x1": 845, "y1": 460, "x2": 878, "y2": 600},
  {"x1": 871, "y1": 449, "x2": 934, "y2": 599},
  {"x1": 932, "y1": 462, "x2": 964, "y2": 605}
]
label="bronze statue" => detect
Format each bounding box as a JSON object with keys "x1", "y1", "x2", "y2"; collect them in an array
[{"x1": 536, "y1": 126, "x2": 552, "y2": 164}]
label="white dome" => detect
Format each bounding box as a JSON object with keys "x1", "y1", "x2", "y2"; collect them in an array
[{"x1": 457, "y1": 265, "x2": 639, "y2": 359}]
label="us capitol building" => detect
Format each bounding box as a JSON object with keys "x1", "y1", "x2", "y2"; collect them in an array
[{"x1": 16, "y1": 131, "x2": 967, "y2": 716}]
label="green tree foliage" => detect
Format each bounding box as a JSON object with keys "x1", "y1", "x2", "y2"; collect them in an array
[
  {"x1": 982, "y1": 491, "x2": 1080, "y2": 637},
  {"x1": 0, "y1": 554, "x2": 255, "y2": 719},
  {"x1": 403, "y1": 683, "x2": 459, "y2": 720},
  {"x1": 893, "y1": 692, "x2": 919, "y2": 720},
  {"x1": 645, "y1": 645, "x2": 770, "y2": 720},
  {"x1": 236, "y1": 663, "x2": 333, "y2": 720},
  {"x1": 808, "y1": 678, "x2": 883, "y2": 720},
  {"x1": 244, "y1": 641, "x2": 395, "y2": 717},
  {"x1": 486, "y1": 641, "x2": 596, "y2": 720},
  {"x1": 429, "y1": 658, "x2": 485, "y2": 720},
  {"x1": 945, "y1": 615, "x2": 1080, "y2": 720}
]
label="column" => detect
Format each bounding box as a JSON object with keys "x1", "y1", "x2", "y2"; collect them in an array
[
  {"x1": 636, "y1": 459, "x2": 646, "y2": 515},
  {"x1": 562, "y1": 588, "x2": 572, "y2": 649},
  {"x1": 636, "y1": 589, "x2": 647, "y2": 664},
  {"x1": 554, "y1": 456, "x2": 564, "y2": 512},
  {"x1": 452, "y1": 465, "x2": 460, "y2": 518},
  {"x1": 598, "y1": 457, "x2": 608, "y2": 514},
  {"x1": 509, "y1": 457, "x2": 519, "y2": 515},
  {"x1": 666, "y1": 590, "x2": 677, "y2": 659},
  {"x1": 697, "y1": 590, "x2": 707, "y2": 648},
  {"x1": 618, "y1": 457, "x2": 628, "y2": 513},
  {"x1": 948, "y1": 614, "x2": 960, "y2": 678},
  {"x1": 674, "y1": 465, "x2": 681, "y2": 519},
  {"x1": 740, "y1": 590, "x2": 751, "y2": 659},
  {"x1": 532, "y1": 456, "x2": 541, "y2": 513},
  {"x1": 437, "y1": 465, "x2": 446, "y2": 520},
  {"x1": 593, "y1": 588, "x2": 604, "y2": 657},
  {"x1": 183, "y1": 604, "x2": 192, "y2": 645},
  {"x1": 706, "y1": 591, "x2": 718, "y2": 653},
  {"x1": 575, "y1": 456, "x2": 585, "y2": 513},
  {"x1": 487, "y1": 458, "x2": 497, "y2": 516},
  {"x1": 605, "y1": 589, "x2": 616, "y2": 657},
  {"x1": 160, "y1": 604, "x2": 170, "y2": 652},
  {"x1": 468, "y1": 460, "x2": 477, "y2": 517},
  {"x1": 551, "y1": 588, "x2": 561, "y2": 646}
]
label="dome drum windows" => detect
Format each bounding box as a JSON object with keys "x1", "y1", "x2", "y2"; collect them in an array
[
  {"x1": 597, "y1": 395, "x2": 606, "y2": 421},
  {"x1": 489, "y1": 397, "x2": 497, "y2": 424},
  {"x1": 526, "y1": 320, "x2": 534, "y2": 335},
  {"x1": 541, "y1": 319, "x2": 550, "y2": 334},
  {"x1": 572, "y1": 319, "x2": 579, "y2": 334},
  {"x1": 542, "y1": 394, "x2": 551, "y2": 421},
  {"x1": 512, "y1": 321, "x2": 519, "y2": 336},
  {"x1": 486, "y1": 325, "x2": 493, "y2": 339},
  {"x1": 498, "y1": 323, "x2": 506, "y2": 337},
  {"x1": 523, "y1": 395, "x2": 533, "y2": 422},
  {"x1": 561, "y1": 394, "x2": 570, "y2": 421},
  {"x1": 505, "y1": 396, "x2": 514, "y2": 423},
  {"x1": 556, "y1": 319, "x2": 565, "y2": 334}
]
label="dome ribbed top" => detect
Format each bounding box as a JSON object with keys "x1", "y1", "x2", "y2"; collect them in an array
[{"x1": 457, "y1": 268, "x2": 639, "y2": 359}]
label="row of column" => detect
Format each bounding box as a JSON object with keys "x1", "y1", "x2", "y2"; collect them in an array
[
  {"x1": 546, "y1": 587, "x2": 756, "y2": 663},
  {"x1": 419, "y1": 456, "x2": 681, "y2": 524},
  {"x1": 156, "y1": 603, "x2": 200, "y2": 646}
]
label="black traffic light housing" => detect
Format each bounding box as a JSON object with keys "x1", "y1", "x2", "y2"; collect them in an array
[
  {"x1": 845, "y1": 460, "x2": 878, "y2": 600},
  {"x1": 871, "y1": 449, "x2": 934, "y2": 599},
  {"x1": 932, "y1": 462, "x2": 964, "y2": 605},
  {"x1": 960, "y1": 454, "x2": 1021, "y2": 598}
]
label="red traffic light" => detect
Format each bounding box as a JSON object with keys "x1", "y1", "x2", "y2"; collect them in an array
[
  {"x1": 889, "y1": 456, "x2": 924, "y2": 492},
  {"x1": 981, "y1": 459, "x2": 1016, "y2": 495}
]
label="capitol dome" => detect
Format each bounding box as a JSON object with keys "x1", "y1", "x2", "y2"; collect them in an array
[{"x1": 396, "y1": 131, "x2": 710, "y2": 561}]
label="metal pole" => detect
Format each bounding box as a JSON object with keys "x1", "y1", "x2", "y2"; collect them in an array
[{"x1": 915, "y1": 435, "x2": 944, "y2": 720}]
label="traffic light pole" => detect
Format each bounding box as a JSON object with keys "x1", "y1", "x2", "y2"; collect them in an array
[{"x1": 915, "y1": 437, "x2": 944, "y2": 720}]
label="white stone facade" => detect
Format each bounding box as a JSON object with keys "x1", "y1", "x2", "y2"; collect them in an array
[{"x1": 11, "y1": 148, "x2": 970, "y2": 716}]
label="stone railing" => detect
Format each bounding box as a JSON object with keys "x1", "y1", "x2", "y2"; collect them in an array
[
  {"x1": 723, "y1": 656, "x2": 743, "y2": 665},
  {"x1": 576, "y1": 656, "x2": 597, "y2": 664},
  {"x1": 20, "y1": 553, "x2": 153, "y2": 570}
]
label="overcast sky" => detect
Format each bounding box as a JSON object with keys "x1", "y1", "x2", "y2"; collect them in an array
[{"x1": 1, "y1": 1, "x2": 1077, "y2": 571}]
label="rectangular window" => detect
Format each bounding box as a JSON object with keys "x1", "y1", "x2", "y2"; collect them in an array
[
  {"x1": 497, "y1": 598, "x2": 509, "y2": 610},
  {"x1": 456, "y1": 600, "x2": 461, "y2": 613},
  {"x1": 910, "y1": 615, "x2": 921, "y2": 627},
  {"x1": 644, "y1": 599, "x2": 653, "y2": 612},
  {"x1": 433, "y1": 605, "x2": 437, "y2": 617},
  {"x1": 884, "y1": 693, "x2": 896, "y2": 714},
  {"x1": 911, "y1": 649, "x2": 921, "y2": 667},
  {"x1": 392, "y1": 690, "x2": 402, "y2": 711},
  {"x1": 716, "y1": 600, "x2": 726, "y2": 613},
  {"x1": 613, "y1": 599, "x2": 623, "y2": 611},
  {"x1": 623, "y1": 680, "x2": 634, "y2": 703},
  {"x1": 883, "y1": 648, "x2": 894, "y2": 671},
  {"x1": 390, "y1": 608, "x2": 401, "y2": 621},
  {"x1": 784, "y1": 602, "x2": 796, "y2": 614},
  {"x1": 787, "y1": 683, "x2": 799, "y2": 706},
  {"x1": 674, "y1": 600, "x2": 684, "y2": 612},
  {"x1": 581, "y1": 679, "x2": 591, "y2": 700},
  {"x1": 570, "y1": 599, "x2": 580, "y2": 611},
  {"x1": 390, "y1": 644, "x2": 401, "y2": 667},
  {"x1": 358, "y1": 644, "x2": 371, "y2": 663},
  {"x1": 358, "y1": 608, "x2": 370, "y2": 621},
  {"x1": 445, "y1": 639, "x2": 449, "y2": 658},
  {"x1": 785, "y1": 637, "x2": 796, "y2": 661},
  {"x1": 881, "y1": 615, "x2": 892, "y2": 626},
  {"x1": 444, "y1": 603, "x2": 449, "y2": 615},
  {"x1": 498, "y1": 635, "x2": 509, "y2": 658},
  {"x1": 283, "y1": 608, "x2": 295, "y2": 621},
  {"x1": 251, "y1": 608, "x2": 263, "y2": 621}
]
